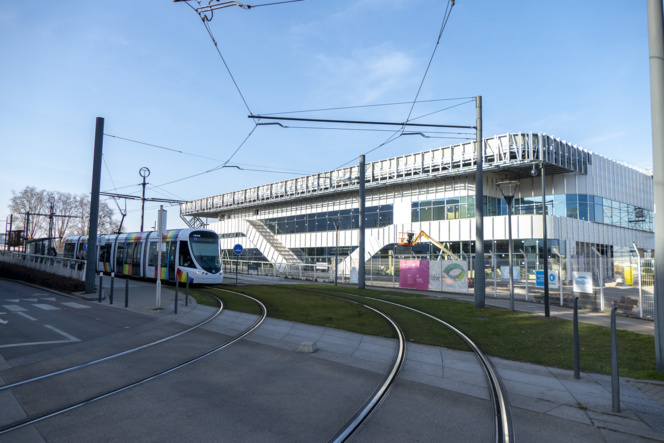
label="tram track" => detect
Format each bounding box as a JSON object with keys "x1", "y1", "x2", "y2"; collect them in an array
[
  {"x1": 0, "y1": 288, "x2": 266, "y2": 437},
  {"x1": 286, "y1": 287, "x2": 514, "y2": 443}
]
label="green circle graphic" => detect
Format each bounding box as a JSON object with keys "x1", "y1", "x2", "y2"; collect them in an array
[{"x1": 443, "y1": 263, "x2": 466, "y2": 282}]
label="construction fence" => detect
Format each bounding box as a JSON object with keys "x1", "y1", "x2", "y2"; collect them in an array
[{"x1": 224, "y1": 252, "x2": 654, "y2": 319}]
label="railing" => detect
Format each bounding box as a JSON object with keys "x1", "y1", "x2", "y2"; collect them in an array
[{"x1": 0, "y1": 250, "x2": 87, "y2": 281}]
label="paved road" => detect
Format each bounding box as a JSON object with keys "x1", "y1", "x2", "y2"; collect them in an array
[{"x1": 1, "y1": 276, "x2": 663, "y2": 441}]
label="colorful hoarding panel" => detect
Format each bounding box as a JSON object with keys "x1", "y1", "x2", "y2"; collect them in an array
[
  {"x1": 399, "y1": 260, "x2": 430, "y2": 290},
  {"x1": 429, "y1": 260, "x2": 468, "y2": 293}
]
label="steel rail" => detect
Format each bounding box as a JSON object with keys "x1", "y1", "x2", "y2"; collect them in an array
[
  {"x1": 0, "y1": 289, "x2": 267, "y2": 437},
  {"x1": 0, "y1": 292, "x2": 225, "y2": 392},
  {"x1": 324, "y1": 296, "x2": 406, "y2": 443},
  {"x1": 355, "y1": 294, "x2": 514, "y2": 443}
]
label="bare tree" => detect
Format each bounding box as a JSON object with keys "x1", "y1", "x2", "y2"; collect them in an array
[
  {"x1": 8, "y1": 187, "x2": 123, "y2": 241},
  {"x1": 9, "y1": 186, "x2": 47, "y2": 239}
]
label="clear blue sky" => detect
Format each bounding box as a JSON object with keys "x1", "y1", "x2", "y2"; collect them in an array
[{"x1": 0, "y1": 0, "x2": 654, "y2": 234}]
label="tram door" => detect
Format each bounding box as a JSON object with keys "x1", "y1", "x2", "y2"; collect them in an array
[
  {"x1": 167, "y1": 242, "x2": 177, "y2": 281},
  {"x1": 132, "y1": 242, "x2": 141, "y2": 277}
]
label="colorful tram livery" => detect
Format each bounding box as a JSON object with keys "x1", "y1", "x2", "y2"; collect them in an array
[{"x1": 63, "y1": 229, "x2": 223, "y2": 284}]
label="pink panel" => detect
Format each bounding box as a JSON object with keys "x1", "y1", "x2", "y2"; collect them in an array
[{"x1": 399, "y1": 260, "x2": 429, "y2": 290}]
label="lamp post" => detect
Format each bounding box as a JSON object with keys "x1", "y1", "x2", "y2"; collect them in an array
[
  {"x1": 498, "y1": 180, "x2": 520, "y2": 311},
  {"x1": 331, "y1": 216, "x2": 341, "y2": 286},
  {"x1": 531, "y1": 162, "x2": 551, "y2": 317},
  {"x1": 139, "y1": 167, "x2": 150, "y2": 232}
]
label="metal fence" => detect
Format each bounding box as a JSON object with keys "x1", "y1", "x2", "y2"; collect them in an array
[
  {"x1": 225, "y1": 251, "x2": 655, "y2": 319},
  {"x1": 0, "y1": 250, "x2": 86, "y2": 281}
]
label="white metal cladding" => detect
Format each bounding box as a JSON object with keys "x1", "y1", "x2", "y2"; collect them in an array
[{"x1": 181, "y1": 132, "x2": 591, "y2": 217}]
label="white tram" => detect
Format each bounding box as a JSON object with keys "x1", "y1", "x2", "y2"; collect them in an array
[{"x1": 63, "y1": 229, "x2": 223, "y2": 284}]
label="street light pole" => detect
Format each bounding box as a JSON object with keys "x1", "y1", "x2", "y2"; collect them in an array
[
  {"x1": 331, "y1": 216, "x2": 341, "y2": 286},
  {"x1": 498, "y1": 181, "x2": 520, "y2": 311},
  {"x1": 533, "y1": 162, "x2": 551, "y2": 317},
  {"x1": 139, "y1": 167, "x2": 150, "y2": 232}
]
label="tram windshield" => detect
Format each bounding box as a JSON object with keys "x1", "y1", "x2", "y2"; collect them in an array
[{"x1": 189, "y1": 231, "x2": 222, "y2": 274}]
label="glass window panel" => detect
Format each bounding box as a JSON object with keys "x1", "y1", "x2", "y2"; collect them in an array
[
  {"x1": 579, "y1": 202, "x2": 589, "y2": 221},
  {"x1": 594, "y1": 204, "x2": 603, "y2": 224},
  {"x1": 447, "y1": 204, "x2": 459, "y2": 220},
  {"x1": 420, "y1": 207, "x2": 432, "y2": 222},
  {"x1": 554, "y1": 202, "x2": 566, "y2": 217},
  {"x1": 460, "y1": 204, "x2": 467, "y2": 219},
  {"x1": 411, "y1": 208, "x2": 419, "y2": 222},
  {"x1": 578, "y1": 194, "x2": 588, "y2": 203},
  {"x1": 567, "y1": 194, "x2": 578, "y2": 203},
  {"x1": 566, "y1": 202, "x2": 578, "y2": 219},
  {"x1": 433, "y1": 205, "x2": 445, "y2": 221}
]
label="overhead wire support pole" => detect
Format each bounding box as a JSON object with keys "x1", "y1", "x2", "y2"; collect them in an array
[
  {"x1": 474, "y1": 96, "x2": 485, "y2": 309},
  {"x1": 647, "y1": 0, "x2": 664, "y2": 372},
  {"x1": 248, "y1": 115, "x2": 476, "y2": 130}
]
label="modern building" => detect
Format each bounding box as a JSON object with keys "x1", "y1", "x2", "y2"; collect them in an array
[{"x1": 179, "y1": 132, "x2": 654, "y2": 282}]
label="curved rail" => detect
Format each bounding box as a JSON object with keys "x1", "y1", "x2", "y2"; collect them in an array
[
  {"x1": 357, "y1": 294, "x2": 514, "y2": 443},
  {"x1": 324, "y1": 296, "x2": 406, "y2": 443},
  {"x1": 0, "y1": 289, "x2": 267, "y2": 437},
  {"x1": 0, "y1": 292, "x2": 225, "y2": 392}
]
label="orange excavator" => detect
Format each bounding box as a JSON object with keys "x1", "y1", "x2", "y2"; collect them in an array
[{"x1": 398, "y1": 231, "x2": 460, "y2": 260}]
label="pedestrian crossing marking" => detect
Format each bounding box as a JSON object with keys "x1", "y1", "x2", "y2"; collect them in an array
[
  {"x1": 61, "y1": 302, "x2": 91, "y2": 309},
  {"x1": 2, "y1": 305, "x2": 27, "y2": 312},
  {"x1": 33, "y1": 304, "x2": 60, "y2": 311}
]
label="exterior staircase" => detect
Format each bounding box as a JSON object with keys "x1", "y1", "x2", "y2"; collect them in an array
[
  {"x1": 245, "y1": 220, "x2": 303, "y2": 267},
  {"x1": 338, "y1": 235, "x2": 385, "y2": 278}
]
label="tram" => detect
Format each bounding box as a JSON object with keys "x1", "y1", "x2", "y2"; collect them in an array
[{"x1": 63, "y1": 229, "x2": 223, "y2": 284}]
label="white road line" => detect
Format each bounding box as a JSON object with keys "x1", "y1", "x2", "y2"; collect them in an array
[
  {"x1": 33, "y1": 304, "x2": 60, "y2": 311},
  {"x1": 44, "y1": 325, "x2": 80, "y2": 342},
  {"x1": 16, "y1": 312, "x2": 37, "y2": 321},
  {"x1": 39, "y1": 297, "x2": 57, "y2": 302},
  {"x1": 61, "y1": 302, "x2": 91, "y2": 309},
  {"x1": 0, "y1": 319, "x2": 7, "y2": 325},
  {"x1": 0, "y1": 325, "x2": 80, "y2": 349},
  {"x1": 2, "y1": 305, "x2": 27, "y2": 312},
  {"x1": 5, "y1": 299, "x2": 20, "y2": 303}
]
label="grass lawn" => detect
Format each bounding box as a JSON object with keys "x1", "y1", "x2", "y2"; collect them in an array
[{"x1": 191, "y1": 284, "x2": 664, "y2": 382}]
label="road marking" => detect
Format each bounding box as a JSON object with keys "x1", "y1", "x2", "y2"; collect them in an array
[
  {"x1": 61, "y1": 302, "x2": 91, "y2": 309},
  {"x1": 33, "y1": 304, "x2": 60, "y2": 311},
  {"x1": 5, "y1": 299, "x2": 20, "y2": 303},
  {"x1": 39, "y1": 297, "x2": 57, "y2": 302},
  {"x1": 44, "y1": 325, "x2": 80, "y2": 342},
  {"x1": 2, "y1": 305, "x2": 27, "y2": 312},
  {"x1": 24, "y1": 298, "x2": 38, "y2": 302},
  {"x1": 16, "y1": 312, "x2": 37, "y2": 321},
  {"x1": 0, "y1": 325, "x2": 80, "y2": 349},
  {"x1": 0, "y1": 319, "x2": 7, "y2": 325}
]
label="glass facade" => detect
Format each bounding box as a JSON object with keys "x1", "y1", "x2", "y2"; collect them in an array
[
  {"x1": 412, "y1": 194, "x2": 653, "y2": 232},
  {"x1": 259, "y1": 205, "x2": 393, "y2": 235}
]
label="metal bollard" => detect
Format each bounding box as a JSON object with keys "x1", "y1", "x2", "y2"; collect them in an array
[
  {"x1": 124, "y1": 279, "x2": 129, "y2": 308},
  {"x1": 611, "y1": 303, "x2": 620, "y2": 412},
  {"x1": 174, "y1": 278, "x2": 179, "y2": 314},
  {"x1": 573, "y1": 297, "x2": 580, "y2": 379},
  {"x1": 98, "y1": 273, "x2": 103, "y2": 303},
  {"x1": 110, "y1": 273, "x2": 115, "y2": 305},
  {"x1": 185, "y1": 275, "x2": 189, "y2": 307}
]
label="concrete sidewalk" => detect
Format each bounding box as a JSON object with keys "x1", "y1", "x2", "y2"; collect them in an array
[{"x1": 78, "y1": 275, "x2": 664, "y2": 440}]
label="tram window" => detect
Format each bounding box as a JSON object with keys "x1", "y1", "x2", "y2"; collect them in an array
[
  {"x1": 148, "y1": 243, "x2": 157, "y2": 267},
  {"x1": 116, "y1": 245, "x2": 124, "y2": 269},
  {"x1": 179, "y1": 241, "x2": 193, "y2": 267},
  {"x1": 132, "y1": 244, "x2": 141, "y2": 265},
  {"x1": 64, "y1": 243, "x2": 75, "y2": 259},
  {"x1": 100, "y1": 244, "x2": 111, "y2": 262},
  {"x1": 124, "y1": 243, "x2": 133, "y2": 264}
]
